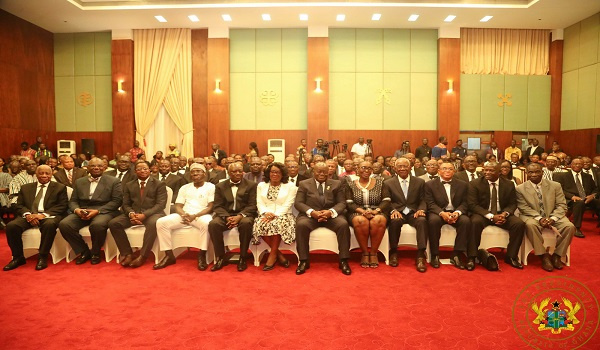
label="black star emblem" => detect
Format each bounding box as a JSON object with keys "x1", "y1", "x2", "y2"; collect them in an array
[{"x1": 552, "y1": 301, "x2": 561, "y2": 308}]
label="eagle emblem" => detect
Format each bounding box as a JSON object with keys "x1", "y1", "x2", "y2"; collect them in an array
[{"x1": 531, "y1": 298, "x2": 580, "y2": 334}]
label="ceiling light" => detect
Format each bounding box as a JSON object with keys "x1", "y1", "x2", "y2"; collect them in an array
[
  {"x1": 480, "y1": 16, "x2": 493, "y2": 22},
  {"x1": 299, "y1": 14, "x2": 309, "y2": 21},
  {"x1": 262, "y1": 14, "x2": 271, "y2": 21},
  {"x1": 444, "y1": 15, "x2": 456, "y2": 22},
  {"x1": 408, "y1": 14, "x2": 419, "y2": 22},
  {"x1": 154, "y1": 16, "x2": 167, "y2": 23},
  {"x1": 222, "y1": 14, "x2": 232, "y2": 22},
  {"x1": 372, "y1": 14, "x2": 381, "y2": 21},
  {"x1": 336, "y1": 14, "x2": 345, "y2": 21},
  {"x1": 188, "y1": 15, "x2": 199, "y2": 22}
]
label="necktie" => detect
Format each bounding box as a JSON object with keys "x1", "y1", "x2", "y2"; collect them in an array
[
  {"x1": 161, "y1": 175, "x2": 166, "y2": 181},
  {"x1": 318, "y1": 182, "x2": 325, "y2": 204},
  {"x1": 470, "y1": 173, "x2": 475, "y2": 181},
  {"x1": 140, "y1": 181, "x2": 146, "y2": 198},
  {"x1": 32, "y1": 184, "x2": 45, "y2": 214},
  {"x1": 401, "y1": 179, "x2": 408, "y2": 197},
  {"x1": 535, "y1": 184, "x2": 545, "y2": 217},
  {"x1": 490, "y1": 183, "x2": 498, "y2": 214},
  {"x1": 67, "y1": 170, "x2": 73, "y2": 184},
  {"x1": 575, "y1": 173, "x2": 586, "y2": 198},
  {"x1": 118, "y1": 172, "x2": 124, "y2": 181}
]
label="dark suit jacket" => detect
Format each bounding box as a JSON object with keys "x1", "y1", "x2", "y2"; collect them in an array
[
  {"x1": 105, "y1": 169, "x2": 138, "y2": 184},
  {"x1": 53, "y1": 168, "x2": 88, "y2": 187},
  {"x1": 69, "y1": 175, "x2": 123, "y2": 214},
  {"x1": 467, "y1": 177, "x2": 517, "y2": 217},
  {"x1": 121, "y1": 176, "x2": 167, "y2": 217},
  {"x1": 208, "y1": 169, "x2": 227, "y2": 185},
  {"x1": 294, "y1": 178, "x2": 346, "y2": 217},
  {"x1": 411, "y1": 167, "x2": 426, "y2": 177},
  {"x1": 289, "y1": 174, "x2": 308, "y2": 187},
  {"x1": 424, "y1": 177, "x2": 468, "y2": 215},
  {"x1": 213, "y1": 178, "x2": 257, "y2": 218},
  {"x1": 415, "y1": 145, "x2": 432, "y2": 160},
  {"x1": 15, "y1": 181, "x2": 68, "y2": 218},
  {"x1": 213, "y1": 149, "x2": 227, "y2": 164},
  {"x1": 485, "y1": 148, "x2": 504, "y2": 161},
  {"x1": 553, "y1": 170, "x2": 598, "y2": 201},
  {"x1": 523, "y1": 145, "x2": 544, "y2": 161},
  {"x1": 153, "y1": 173, "x2": 187, "y2": 203},
  {"x1": 382, "y1": 175, "x2": 426, "y2": 215},
  {"x1": 454, "y1": 170, "x2": 482, "y2": 183}
]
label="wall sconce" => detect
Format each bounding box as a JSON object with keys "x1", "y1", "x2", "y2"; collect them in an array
[
  {"x1": 215, "y1": 79, "x2": 222, "y2": 93},
  {"x1": 447, "y1": 80, "x2": 453, "y2": 93},
  {"x1": 117, "y1": 81, "x2": 125, "y2": 93},
  {"x1": 314, "y1": 78, "x2": 322, "y2": 93}
]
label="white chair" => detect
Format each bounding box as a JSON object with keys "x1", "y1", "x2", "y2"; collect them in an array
[
  {"x1": 210, "y1": 227, "x2": 252, "y2": 264},
  {"x1": 66, "y1": 225, "x2": 116, "y2": 262},
  {"x1": 252, "y1": 239, "x2": 297, "y2": 267},
  {"x1": 21, "y1": 186, "x2": 73, "y2": 264},
  {"x1": 350, "y1": 227, "x2": 390, "y2": 265},
  {"x1": 427, "y1": 224, "x2": 458, "y2": 264},
  {"x1": 107, "y1": 187, "x2": 172, "y2": 264},
  {"x1": 478, "y1": 226, "x2": 510, "y2": 251},
  {"x1": 170, "y1": 225, "x2": 214, "y2": 264},
  {"x1": 396, "y1": 224, "x2": 430, "y2": 262},
  {"x1": 521, "y1": 228, "x2": 571, "y2": 266}
]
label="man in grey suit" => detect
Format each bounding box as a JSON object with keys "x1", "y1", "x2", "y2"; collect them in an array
[
  {"x1": 516, "y1": 163, "x2": 574, "y2": 271},
  {"x1": 108, "y1": 161, "x2": 167, "y2": 268},
  {"x1": 59, "y1": 158, "x2": 123, "y2": 265},
  {"x1": 294, "y1": 162, "x2": 351, "y2": 275},
  {"x1": 419, "y1": 159, "x2": 439, "y2": 182}
]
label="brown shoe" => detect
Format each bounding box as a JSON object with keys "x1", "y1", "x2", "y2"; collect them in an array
[
  {"x1": 541, "y1": 254, "x2": 554, "y2": 272},
  {"x1": 416, "y1": 257, "x2": 427, "y2": 273},
  {"x1": 551, "y1": 254, "x2": 564, "y2": 270},
  {"x1": 129, "y1": 255, "x2": 147, "y2": 268},
  {"x1": 389, "y1": 252, "x2": 398, "y2": 267},
  {"x1": 120, "y1": 254, "x2": 134, "y2": 267}
]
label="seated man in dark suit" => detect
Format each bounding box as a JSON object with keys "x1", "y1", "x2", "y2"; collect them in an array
[
  {"x1": 383, "y1": 158, "x2": 428, "y2": 272},
  {"x1": 454, "y1": 155, "x2": 482, "y2": 183},
  {"x1": 424, "y1": 161, "x2": 472, "y2": 270},
  {"x1": 59, "y1": 158, "x2": 123, "y2": 265},
  {"x1": 206, "y1": 156, "x2": 227, "y2": 184},
  {"x1": 155, "y1": 159, "x2": 186, "y2": 209},
  {"x1": 286, "y1": 161, "x2": 307, "y2": 186},
  {"x1": 467, "y1": 162, "x2": 525, "y2": 270},
  {"x1": 243, "y1": 156, "x2": 264, "y2": 183},
  {"x1": 209, "y1": 162, "x2": 257, "y2": 272},
  {"x1": 108, "y1": 161, "x2": 167, "y2": 268},
  {"x1": 553, "y1": 158, "x2": 600, "y2": 238},
  {"x1": 294, "y1": 162, "x2": 351, "y2": 275},
  {"x1": 3, "y1": 165, "x2": 68, "y2": 271},
  {"x1": 402, "y1": 153, "x2": 426, "y2": 177},
  {"x1": 54, "y1": 155, "x2": 87, "y2": 188},
  {"x1": 105, "y1": 155, "x2": 137, "y2": 184}
]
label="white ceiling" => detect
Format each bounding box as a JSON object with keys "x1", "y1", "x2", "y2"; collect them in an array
[{"x1": 1, "y1": 0, "x2": 599, "y2": 34}]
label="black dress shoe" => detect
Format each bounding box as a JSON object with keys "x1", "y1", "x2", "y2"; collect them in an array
[
  {"x1": 478, "y1": 249, "x2": 499, "y2": 271},
  {"x1": 120, "y1": 254, "x2": 134, "y2": 267},
  {"x1": 551, "y1": 254, "x2": 564, "y2": 270},
  {"x1": 278, "y1": 258, "x2": 290, "y2": 268},
  {"x1": 430, "y1": 255, "x2": 441, "y2": 268},
  {"x1": 129, "y1": 255, "x2": 147, "y2": 268},
  {"x1": 3, "y1": 257, "x2": 26, "y2": 271},
  {"x1": 389, "y1": 252, "x2": 399, "y2": 267},
  {"x1": 574, "y1": 229, "x2": 585, "y2": 238},
  {"x1": 90, "y1": 255, "x2": 101, "y2": 265},
  {"x1": 35, "y1": 256, "x2": 48, "y2": 271},
  {"x1": 450, "y1": 255, "x2": 465, "y2": 270},
  {"x1": 466, "y1": 257, "x2": 476, "y2": 271},
  {"x1": 505, "y1": 256, "x2": 523, "y2": 269},
  {"x1": 210, "y1": 257, "x2": 226, "y2": 272},
  {"x1": 75, "y1": 250, "x2": 91, "y2": 265},
  {"x1": 416, "y1": 257, "x2": 427, "y2": 273},
  {"x1": 296, "y1": 260, "x2": 310, "y2": 275},
  {"x1": 153, "y1": 255, "x2": 176, "y2": 270},
  {"x1": 541, "y1": 254, "x2": 554, "y2": 272},
  {"x1": 197, "y1": 254, "x2": 208, "y2": 271},
  {"x1": 237, "y1": 257, "x2": 248, "y2": 272},
  {"x1": 263, "y1": 263, "x2": 275, "y2": 271},
  {"x1": 339, "y1": 260, "x2": 351, "y2": 275}
]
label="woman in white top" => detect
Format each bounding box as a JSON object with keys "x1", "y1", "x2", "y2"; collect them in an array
[{"x1": 252, "y1": 162, "x2": 298, "y2": 271}]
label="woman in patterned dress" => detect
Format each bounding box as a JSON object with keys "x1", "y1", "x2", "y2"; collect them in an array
[
  {"x1": 345, "y1": 161, "x2": 390, "y2": 268},
  {"x1": 252, "y1": 162, "x2": 298, "y2": 271}
]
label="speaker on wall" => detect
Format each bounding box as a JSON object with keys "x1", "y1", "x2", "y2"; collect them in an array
[{"x1": 81, "y1": 138, "x2": 96, "y2": 156}]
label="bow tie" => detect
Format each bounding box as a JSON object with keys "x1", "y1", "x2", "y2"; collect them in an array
[
  {"x1": 442, "y1": 181, "x2": 452, "y2": 185},
  {"x1": 89, "y1": 177, "x2": 99, "y2": 183},
  {"x1": 429, "y1": 175, "x2": 438, "y2": 179},
  {"x1": 230, "y1": 182, "x2": 240, "y2": 187}
]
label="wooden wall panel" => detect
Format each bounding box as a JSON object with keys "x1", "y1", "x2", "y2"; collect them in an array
[
  {"x1": 111, "y1": 39, "x2": 134, "y2": 154},
  {"x1": 192, "y1": 29, "x2": 209, "y2": 156},
  {"x1": 549, "y1": 39, "x2": 564, "y2": 147},
  {"x1": 437, "y1": 38, "x2": 460, "y2": 144},
  {"x1": 307, "y1": 37, "x2": 329, "y2": 143},
  {"x1": 556, "y1": 129, "x2": 600, "y2": 157},
  {"x1": 229, "y1": 130, "x2": 307, "y2": 157},
  {"x1": 207, "y1": 38, "x2": 230, "y2": 154}
]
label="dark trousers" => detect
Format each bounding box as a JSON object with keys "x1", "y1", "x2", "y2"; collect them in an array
[
  {"x1": 388, "y1": 214, "x2": 428, "y2": 252},
  {"x1": 6, "y1": 217, "x2": 61, "y2": 258},
  {"x1": 108, "y1": 213, "x2": 163, "y2": 257},
  {"x1": 209, "y1": 216, "x2": 254, "y2": 258},
  {"x1": 59, "y1": 213, "x2": 117, "y2": 255},
  {"x1": 295, "y1": 215, "x2": 350, "y2": 261},
  {"x1": 568, "y1": 199, "x2": 600, "y2": 228},
  {"x1": 427, "y1": 213, "x2": 470, "y2": 256},
  {"x1": 469, "y1": 214, "x2": 525, "y2": 258}
]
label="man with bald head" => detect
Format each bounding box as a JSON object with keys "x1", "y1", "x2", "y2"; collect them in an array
[
  {"x1": 105, "y1": 155, "x2": 137, "y2": 184},
  {"x1": 243, "y1": 156, "x2": 264, "y2": 183},
  {"x1": 4, "y1": 165, "x2": 69, "y2": 271},
  {"x1": 402, "y1": 153, "x2": 425, "y2": 177},
  {"x1": 419, "y1": 160, "x2": 439, "y2": 182},
  {"x1": 54, "y1": 155, "x2": 88, "y2": 187}
]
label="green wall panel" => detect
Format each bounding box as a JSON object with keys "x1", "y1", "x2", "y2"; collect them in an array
[
  {"x1": 329, "y1": 73, "x2": 356, "y2": 129},
  {"x1": 94, "y1": 32, "x2": 112, "y2": 76},
  {"x1": 410, "y1": 73, "x2": 437, "y2": 130},
  {"x1": 527, "y1": 75, "x2": 551, "y2": 131},
  {"x1": 459, "y1": 74, "x2": 481, "y2": 130},
  {"x1": 329, "y1": 29, "x2": 356, "y2": 72},
  {"x1": 54, "y1": 34, "x2": 74, "y2": 77},
  {"x1": 356, "y1": 73, "x2": 383, "y2": 129},
  {"x1": 579, "y1": 14, "x2": 599, "y2": 68},
  {"x1": 281, "y1": 73, "x2": 307, "y2": 130},
  {"x1": 256, "y1": 73, "x2": 282, "y2": 129},
  {"x1": 74, "y1": 76, "x2": 95, "y2": 131},
  {"x1": 356, "y1": 29, "x2": 383, "y2": 73},
  {"x1": 561, "y1": 70, "x2": 578, "y2": 130},
  {"x1": 55, "y1": 77, "x2": 76, "y2": 131},
  {"x1": 410, "y1": 30, "x2": 437, "y2": 73},
  {"x1": 563, "y1": 24, "x2": 580, "y2": 73},
  {"x1": 281, "y1": 29, "x2": 307, "y2": 72},
  {"x1": 503, "y1": 75, "x2": 528, "y2": 131},
  {"x1": 94, "y1": 76, "x2": 112, "y2": 131},
  {"x1": 256, "y1": 29, "x2": 281, "y2": 73},
  {"x1": 596, "y1": 65, "x2": 600, "y2": 127},
  {"x1": 480, "y1": 75, "x2": 504, "y2": 130},
  {"x1": 230, "y1": 73, "x2": 256, "y2": 130},
  {"x1": 74, "y1": 33, "x2": 95, "y2": 76},
  {"x1": 577, "y1": 64, "x2": 597, "y2": 129},
  {"x1": 383, "y1": 73, "x2": 410, "y2": 129},
  {"x1": 230, "y1": 29, "x2": 255, "y2": 73},
  {"x1": 383, "y1": 29, "x2": 410, "y2": 72}
]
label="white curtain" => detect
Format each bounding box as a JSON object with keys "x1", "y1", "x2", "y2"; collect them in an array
[{"x1": 144, "y1": 105, "x2": 183, "y2": 159}]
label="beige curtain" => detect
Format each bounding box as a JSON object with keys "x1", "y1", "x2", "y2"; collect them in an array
[
  {"x1": 461, "y1": 28, "x2": 550, "y2": 75},
  {"x1": 133, "y1": 28, "x2": 191, "y2": 154},
  {"x1": 163, "y1": 29, "x2": 193, "y2": 158}
]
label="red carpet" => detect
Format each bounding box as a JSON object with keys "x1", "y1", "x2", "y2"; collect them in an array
[{"x1": 1, "y1": 216, "x2": 599, "y2": 350}]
